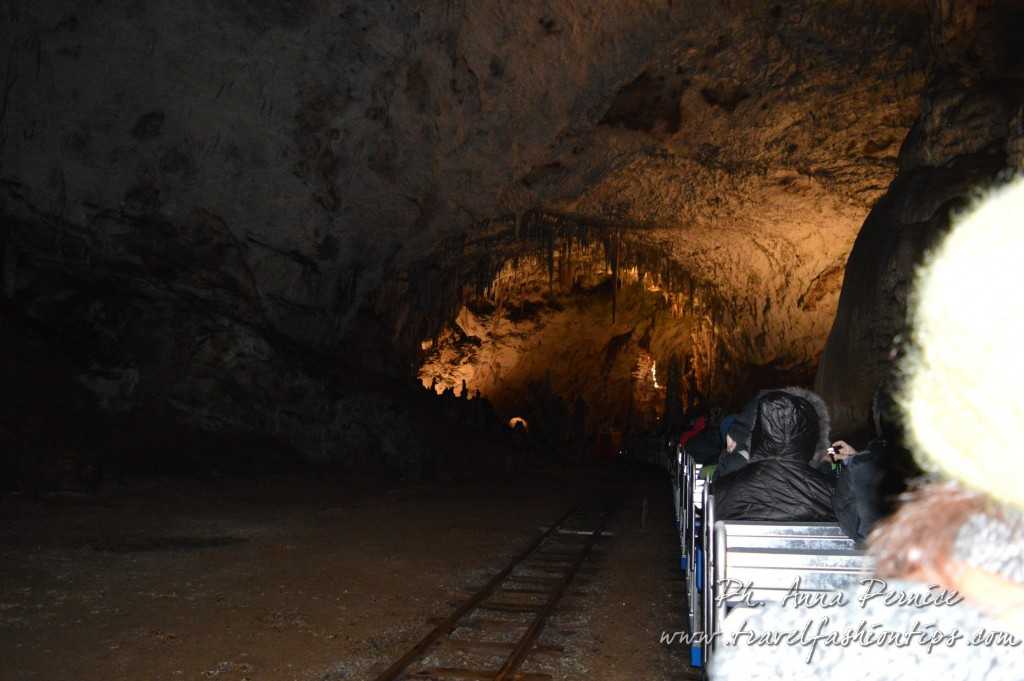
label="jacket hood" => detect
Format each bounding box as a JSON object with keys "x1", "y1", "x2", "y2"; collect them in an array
[
  {"x1": 779, "y1": 386, "x2": 831, "y2": 457},
  {"x1": 733, "y1": 386, "x2": 831, "y2": 457},
  {"x1": 749, "y1": 391, "x2": 821, "y2": 463}
]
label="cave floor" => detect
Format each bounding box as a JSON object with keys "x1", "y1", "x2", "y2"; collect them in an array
[{"x1": 0, "y1": 465, "x2": 693, "y2": 681}]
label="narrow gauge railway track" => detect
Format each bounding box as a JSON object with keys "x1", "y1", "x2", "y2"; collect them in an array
[{"x1": 369, "y1": 502, "x2": 617, "y2": 681}]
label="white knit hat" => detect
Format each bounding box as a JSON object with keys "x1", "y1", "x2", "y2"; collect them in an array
[{"x1": 902, "y1": 177, "x2": 1024, "y2": 509}]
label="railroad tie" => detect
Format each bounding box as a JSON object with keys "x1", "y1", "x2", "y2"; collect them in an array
[
  {"x1": 369, "y1": 501, "x2": 618, "y2": 681},
  {"x1": 443, "y1": 640, "x2": 563, "y2": 656},
  {"x1": 407, "y1": 669, "x2": 553, "y2": 681}
]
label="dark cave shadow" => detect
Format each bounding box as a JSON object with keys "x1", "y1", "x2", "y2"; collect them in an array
[{"x1": 88, "y1": 535, "x2": 248, "y2": 553}]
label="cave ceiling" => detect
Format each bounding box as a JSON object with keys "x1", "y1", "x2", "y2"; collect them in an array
[
  {"x1": 402, "y1": 0, "x2": 929, "y2": 416},
  {"x1": 1, "y1": 0, "x2": 931, "y2": 437}
]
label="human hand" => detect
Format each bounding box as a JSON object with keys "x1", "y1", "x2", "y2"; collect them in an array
[{"x1": 829, "y1": 440, "x2": 857, "y2": 461}]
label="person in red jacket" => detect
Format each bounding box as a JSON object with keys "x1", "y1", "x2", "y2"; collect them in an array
[{"x1": 678, "y1": 414, "x2": 707, "y2": 448}]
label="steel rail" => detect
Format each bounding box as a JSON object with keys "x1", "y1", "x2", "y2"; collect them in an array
[
  {"x1": 369, "y1": 505, "x2": 579, "y2": 681},
  {"x1": 492, "y1": 507, "x2": 613, "y2": 681}
]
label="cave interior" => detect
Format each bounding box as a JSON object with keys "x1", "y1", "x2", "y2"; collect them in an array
[{"x1": 1, "y1": 0, "x2": 1022, "y2": 679}]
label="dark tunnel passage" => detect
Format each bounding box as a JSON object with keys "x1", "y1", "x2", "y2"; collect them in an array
[{"x1": 1, "y1": 1, "x2": 1024, "y2": 679}]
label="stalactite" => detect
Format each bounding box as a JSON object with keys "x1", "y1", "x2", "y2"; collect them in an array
[
  {"x1": 611, "y1": 228, "x2": 620, "y2": 325},
  {"x1": 663, "y1": 353, "x2": 684, "y2": 433},
  {"x1": 407, "y1": 206, "x2": 750, "y2": 411},
  {"x1": 545, "y1": 224, "x2": 554, "y2": 293}
]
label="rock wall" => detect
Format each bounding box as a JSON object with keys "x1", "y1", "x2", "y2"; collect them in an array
[
  {"x1": 0, "y1": 0, "x2": 935, "y2": 469},
  {"x1": 0, "y1": 0, "x2": 695, "y2": 470},
  {"x1": 816, "y1": 0, "x2": 1024, "y2": 437},
  {"x1": 419, "y1": 228, "x2": 828, "y2": 438}
]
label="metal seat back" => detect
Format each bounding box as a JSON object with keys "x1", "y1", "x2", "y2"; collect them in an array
[{"x1": 704, "y1": 513, "x2": 872, "y2": 668}]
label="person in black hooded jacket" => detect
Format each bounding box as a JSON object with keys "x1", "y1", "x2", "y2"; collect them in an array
[{"x1": 714, "y1": 390, "x2": 837, "y2": 522}]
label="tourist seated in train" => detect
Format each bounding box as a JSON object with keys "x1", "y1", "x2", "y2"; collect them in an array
[
  {"x1": 714, "y1": 390, "x2": 839, "y2": 522},
  {"x1": 677, "y1": 409, "x2": 708, "y2": 449},
  {"x1": 712, "y1": 385, "x2": 833, "y2": 478},
  {"x1": 683, "y1": 412, "x2": 729, "y2": 464},
  {"x1": 721, "y1": 387, "x2": 833, "y2": 465},
  {"x1": 828, "y1": 385, "x2": 920, "y2": 541},
  {"x1": 713, "y1": 415, "x2": 751, "y2": 478},
  {"x1": 711, "y1": 180, "x2": 1024, "y2": 679}
]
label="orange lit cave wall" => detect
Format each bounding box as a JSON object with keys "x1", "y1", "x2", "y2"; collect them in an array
[{"x1": 416, "y1": 231, "x2": 844, "y2": 436}]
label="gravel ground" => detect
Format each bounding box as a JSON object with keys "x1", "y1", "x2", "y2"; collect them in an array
[{"x1": 1, "y1": 465, "x2": 696, "y2": 681}]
